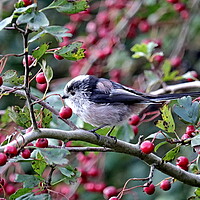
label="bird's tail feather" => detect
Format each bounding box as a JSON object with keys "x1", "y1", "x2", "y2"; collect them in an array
[{"x1": 151, "y1": 92, "x2": 200, "y2": 102}]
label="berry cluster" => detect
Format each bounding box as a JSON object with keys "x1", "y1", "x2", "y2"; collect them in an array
[
  {"x1": 166, "y1": 0, "x2": 189, "y2": 20},
  {"x1": 181, "y1": 125, "x2": 196, "y2": 141}
]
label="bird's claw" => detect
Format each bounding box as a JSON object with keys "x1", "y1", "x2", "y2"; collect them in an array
[{"x1": 89, "y1": 129, "x2": 101, "y2": 140}]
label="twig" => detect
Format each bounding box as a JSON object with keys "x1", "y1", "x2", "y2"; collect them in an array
[
  {"x1": 1, "y1": 85, "x2": 77, "y2": 130},
  {"x1": 22, "y1": 29, "x2": 38, "y2": 130}
]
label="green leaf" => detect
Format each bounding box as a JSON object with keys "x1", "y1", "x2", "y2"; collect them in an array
[
  {"x1": 16, "y1": 12, "x2": 35, "y2": 25},
  {"x1": 15, "y1": 174, "x2": 40, "y2": 188},
  {"x1": 3, "y1": 70, "x2": 24, "y2": 85},
  {"x1": 32, "y1": 43, "x2": 49, "y2": 60},
  {"x1": 147, "y1": 42, "x2": 158, "y2": 56},
  {"x1": 8, "y1": 106, "x2": 32, "y2": 128},
  {"x1": 162, "y1": 146, "x2": 180, "y2": 161},
  {"x1": 146, "y1": 131, "x2": 171, "y2": 140},
  {"x1": 10, "y1": 188, "x2": 33, "y2": 200},
  {"x1": 41, "y1": 109, "x2": 52, "y2": 128},
  {"x1": 38, "y1": 148, "x2": 69, "y2": 165},
  {"x1": 14, "y1": 193, "x2": 51, "y2": 200},
  {"x1": 195, "y1": 188, "x2": 200, "y2": 197},
  {"x1": 57, "y1": 0, "x2": 89, "y2": 14},
  {"x1": 0, "y1": 15, "x2": 14, "y2": 31},
  {"x1": 115, "y1": 124, "x2": 134, "y2": 142},
  {"x1": 15, "y1": 193, "x2": 34, "y2": 200},
  {"x1": 58, "y1": 166, "x2": 75, "y2": 178},
  {"x1": 191, "y1": 134, "x2": 200, "y2": 147},
  {"x1": 44, "y1": 66, "x2": 53, "y2": 83},
  {"x1": 29, "y1": 31, "x2": 46, "y2": 43},
  {"x1": 155, "y1": 104, "x2": 175, "y2": 133},
  {"x1": 28, "y1": 12, "x2": 49, "y2": 31},
  {"x1": 55, "y1": 41, "x2": 85, "y2": 61},
  {"x1": 32, "y1": 152, "x2": 47, "y2": 176},
  {"x1": 174, "y1": 96, "x2": 200, "y2": 124},
  {"x1": 43, "y1": 26, "x2": 72, "y2": 42},
  {"x1": 42, "y1": 0, "x2": 89, "y2": 14},
  {"x1": 131, "y1": 43, "x2": 148, "y2": 59},
  {"x1": 154, "y1": 141, "x2": 168, "y2": 152},
  {"x1": 162, "y1": 60, "x2": 180, "y2": 81},
  {"x1": 14, "y1": 3, "x2": 37, "y2": 14},
  {"x1": 131, "y1": 42, "x2": 158, "y2": 60}
]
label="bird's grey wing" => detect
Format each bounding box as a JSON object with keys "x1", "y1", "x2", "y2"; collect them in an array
[{"x1": 89, "y1": 78, "x2": 154, "y2": 104}]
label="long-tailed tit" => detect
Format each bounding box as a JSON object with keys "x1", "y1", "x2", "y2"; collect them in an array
[{"x1": 62, "y1": 75, "x2": 200, "y2": 134}]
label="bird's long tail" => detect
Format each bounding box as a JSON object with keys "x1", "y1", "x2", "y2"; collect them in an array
[{"x1": 151, "y1": 92, "x2": 200, "y2": 102}]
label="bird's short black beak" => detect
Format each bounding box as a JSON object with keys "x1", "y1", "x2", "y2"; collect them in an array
[{"x1": 62, "y1": 95, "x2": 69, "y2": 99}]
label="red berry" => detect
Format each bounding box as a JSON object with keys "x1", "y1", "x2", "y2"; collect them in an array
[
  {"x1": 186, "y1": 125, "x2": 195, "y2": 136},
  {"x1": 87, "y1": 167, "x2": 100, "y2": 177},
  {"x1": 180, "y1": 10, "x2": 189, "y2": 20},
  {"x1": 109, "y1": 197, "x2": 119, "y2": 200},
  {"x1": 170, "y1": 56, "x2": 182, "y2": 67},
  {"x1": 143, "y1": 184, "x2": 155, "y2": 195},
  {"x1": 103, "y1": 186, "x2": 118, "y2": 199},
  {"x1": 59, "y1": 106, "x2": 73, "y2": 119},
  {"x1": 0, "y1": 153, "x2": 7, "y2": 166},
  {"x1": 5, "y1": 184, "x2": 16, "y2": 195},
  {"x1": 176, "y1": 156, "x2": 189, "y2": 168},
  {"x1": 132, "y1": 126, "x2": 139, "y2": 135},
  {"x1": 35, "y1": 138, "x2": 48, "y2": 148},
  {"x1": 54, "y1": 54, "x2": 64, "y2": 60},
  {"x1": 174, "y1": 3, "x2": 186, "y2": 12},
  {"x1": 84, "y1": 182, "x2": 96, "y2": 192},
  {"x1": 129, "y1": 115, "x2": 140, "y2": 126},
  {"x1": 153, "y1": 55, "x2": 164, "y2": 63},
  {"x1": 0, "y1": 77, "x2": 3, "y2": 86},
  {"x1": 0, "y1": 178, "x2": 5, "y2": 186},
  {"x1": 181, "y1": 133, "x2": 191, "y2": 140},
  {"x1": 36, "y1": 72, "x2": 46, "y2": 84},
  {"x1": 140, "y1": 141, "x2": 154, "y2": 154},
  {"x1": 166, "y1": 0, "x2": 178, "y2": 3},
  {"x1": 160, "y1": 180, "x2": 171, "y2": 191},
  {"x1": 22, "y1": 55, "x2": 35, "y2": 67},
  {"x1": 21, "y1": 149, "x2": 31, "y2": 159},
  {"x1": 36, "y1": 83, "x2": 47, "y2": 93},
  {"x1": 138, "y1": 20, "x2": 150, "y2": 33},
  {"x1": 22, "y1": 0, "x2": 33, "y2": 6},
  {"x1": 4, "y1": 146, "x2": 18, "y2": 157},
  {"x1": 93, "y1": 182, "x2": 106, "y2": 193}
]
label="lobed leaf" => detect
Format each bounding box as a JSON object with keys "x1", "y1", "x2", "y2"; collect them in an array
[
  {"x1": 38, "y1": 148, "x2": 69, "y2": 165},
  {"x1": 162, "y1": 146, "x2": 180, "y2": 161},
  {"x1": 55, "y1": 41, "x2": 85, "y2": 60},
  {"x1": 174, "y1": 96, "x2": 200, "y2": 124},
  {"x1": 15, "y1": 174, "x2": 40, "y2": 188},
  {"x1": 32, "y1": 152, "x2": 47, "y2": 176},
  {"x1": 43, "y1": 0, "x2": 89, "y2": 14},
  {"x1": 155, "y1": 104, "x2": 175, "y2": 133}
]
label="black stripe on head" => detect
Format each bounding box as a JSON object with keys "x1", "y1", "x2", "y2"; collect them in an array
[{"x1": 67, "y1": 75, "x2": 98, "y2": 93}]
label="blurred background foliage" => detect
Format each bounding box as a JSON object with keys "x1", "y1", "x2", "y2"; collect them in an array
[{"x1": 1, "y1": 0, "x2": 200, "y2": 199}]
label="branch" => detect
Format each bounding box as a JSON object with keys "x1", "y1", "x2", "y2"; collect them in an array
[
  {"x1": 150, "y1": 81, "x2": 200, "y2": 95},
  {"x1": 1, "y1": 128, "x2": 200, "y2": 187}
]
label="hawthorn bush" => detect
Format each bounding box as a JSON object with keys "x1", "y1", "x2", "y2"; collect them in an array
[{"x1": 0, "y1": 0, "x2": 200, "y2": 200}]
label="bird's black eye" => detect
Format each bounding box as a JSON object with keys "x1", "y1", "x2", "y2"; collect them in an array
[{"x1": 70, "y1": 91, "x2": 75, "y2": 96}]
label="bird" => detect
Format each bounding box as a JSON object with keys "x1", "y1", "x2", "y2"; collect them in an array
[{"x1": 62, "y1": 75, "x2": 200, "y2": 136}]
